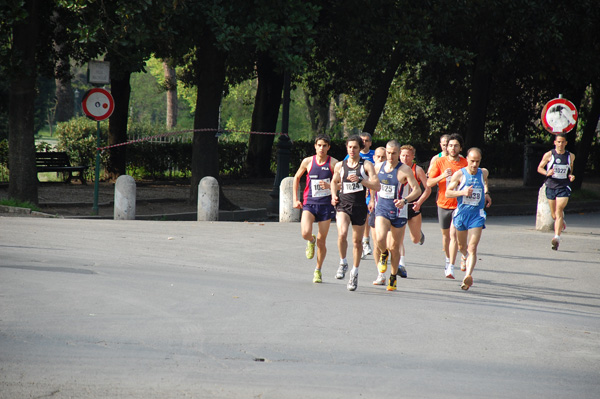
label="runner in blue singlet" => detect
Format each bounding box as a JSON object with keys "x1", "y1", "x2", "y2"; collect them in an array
[{"x1": 446, "y1": 147, "x2": 492, "y2": 291}]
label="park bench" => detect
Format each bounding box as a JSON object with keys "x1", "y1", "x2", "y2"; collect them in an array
[{"x1": 35, "y1": 152, "x2": 88, "y2": 184}]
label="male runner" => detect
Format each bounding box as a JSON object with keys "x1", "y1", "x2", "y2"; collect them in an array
[
  {"x1": 344, "y1": 132, "x2": 376, "y2": 257},
  {"x1": 426, "y1": 133, "x2": 468, "y2": 279},
  {"x1": 331, "y1": 135, "x2": 380, "y2": 291},
  {"x1": 293, "y1": 135, "x2": 338, "y2": 283},
  {"x1": 537, "y1": 134, "x2": 575, "y2": 250},
  {"x1": 374, "y1": 140, "x2": 422, "y2": 291},
  {"x1": 446, "y1": 147, "x2": 492, "y2": 290},
  {"x1": 397, "y1": 144, "x2": 431, "y2": 277},
  {"x1": 427, "y1": 134, "x2": 450, "y2": 176}
]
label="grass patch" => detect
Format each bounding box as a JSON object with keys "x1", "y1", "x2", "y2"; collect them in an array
[{"x1": 0, "y1": 198, "x2": 41, "y2": 212}]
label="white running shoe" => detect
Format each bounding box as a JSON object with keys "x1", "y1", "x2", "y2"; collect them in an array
[
  {"x1": 373, "y1": 273, "x2": 386, "y2": 285},
  {"x1": 551, "y1": 236, "x2": 560, "y2": 251},
  {"x1": 445, "y1": 264, "x2": 455, "y2": 279},
  {"x1": 347, "y1": 270, "x2": 358, "y2": 291},
  {"x1": 336, "y1": 262, "x2": 348, "y2": 279},
  {"x1": 362, "y1": 241, "x2": 372, "y2": 256}
]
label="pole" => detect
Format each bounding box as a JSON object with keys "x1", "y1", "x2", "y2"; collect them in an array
[{"x1": 93, "y1": 120, "x2": 101, "y2": 215}]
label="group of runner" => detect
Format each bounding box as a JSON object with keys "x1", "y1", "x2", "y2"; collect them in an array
[{"x1": 293, "y1": 131, "x2": 575, "y2": 292}]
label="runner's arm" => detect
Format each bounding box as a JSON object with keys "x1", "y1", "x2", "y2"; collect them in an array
[
  {"x1": 445, "y1": 170, "x2": 467, "y2": 198},
  {"x1": 537, "y1": 151, "x2": 552, "y2": 177},
  {"x1": 292, "y1": 157, "x2": 310, "y2": 208},
  {"x1": 483, "y1": 168, "x2": 492, "y2": 207},
  {"x1": 413, "y1": 166, "x2": 431, "y2": 211}
]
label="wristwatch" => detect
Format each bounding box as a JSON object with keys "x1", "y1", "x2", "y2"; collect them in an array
[{"x1": 403, "y1": 198, "x2": 408, "y2": 205}]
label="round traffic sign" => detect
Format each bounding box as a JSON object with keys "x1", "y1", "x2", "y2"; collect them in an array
[
  {"x1": 541, "y1": 98, "x2": 578, "y2": 134},
  {"x1": 82, "y1": 88, "x2": 114, "y2": 121}
]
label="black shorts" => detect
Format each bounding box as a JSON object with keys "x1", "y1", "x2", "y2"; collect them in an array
[
  {"x1": 408, "y1": 206, "x2": 421, "y2": 220},
  {"x1": 336, "y1": 201, "x2": 368, "y2": 226},
  {"x1": 546, "y1": 186, "x2": 571, "y2": 200}
]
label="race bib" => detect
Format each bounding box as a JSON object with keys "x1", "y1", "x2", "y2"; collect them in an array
[
  {"x1": 343, "y1": 181, "x2": 363, "y2": 193},
  {"x1": 379, "y1": 183, "x2": 396, "y2": 199},
  {"x1": 463, "y1": 187, "x2": 482, "y2": 206},
  {"x1": 553, "y1": 165, "x2": 568, "y2": 179},
  {"x1": 311, "y1": 179, "x2": 331, "y2": 197}
]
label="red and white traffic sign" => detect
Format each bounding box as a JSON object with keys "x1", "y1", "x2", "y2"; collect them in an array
[
  {"x1": 541, "y1": 97, "x2": 578, "y2": 134},
  {"x1": 82, "y1": 88, "x2": 114, "y2": 121}
]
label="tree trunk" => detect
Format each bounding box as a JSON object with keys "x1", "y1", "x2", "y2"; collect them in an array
[
  {"x1": 189, "y1": 42, "x2": 236, "y2": 210},
  {"x1": 106, "y1": 68, "x2": 132, "y2": 181},
  {"x1": 363, "y1": 45, "x2": 404, "y2": 136},
  {"x1": 8, "y1": 0, "x2": 40, "y2": 204},
  {"x1": 53, "y1": 11, "x2": 73, "y2": 123},
  {"x1": 304, "y1": 91, "x2": 329, "y2": 136},
  {"x1": 572, "y1": 84, "x2": 600, "y2": 190},
  {"x1": 163, "y1": 60, "x2": 178, "y2": 129},
  {"x1": 54, "y1": 75, "x2": 73, "y2": 123},
  {"x1": 246, "y1": 53, "x2": 284, "y2": 178},
  {"x1": 465, "y1": 37, "x2": 494, "y2": 150}
]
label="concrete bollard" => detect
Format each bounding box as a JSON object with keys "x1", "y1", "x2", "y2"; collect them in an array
[
  {"x1": 114, "y1": 175, "x2": 136, "y2": 220},
  {"x1": 536, "y1": 184, "x2": 554, "y2": 231},
  {"x1": 198, "y1": 176, "x2": 219, "y2": 221},
  {"x1": 279, "y1": 176, "x2": 301, "y2": 222}
]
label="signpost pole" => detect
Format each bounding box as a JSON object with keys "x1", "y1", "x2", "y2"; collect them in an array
[{"x1": 93, "y1": 120, "x2": 101, "y2": 215}]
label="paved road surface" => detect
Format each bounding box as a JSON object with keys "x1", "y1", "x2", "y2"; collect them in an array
[{"x1": 1, "y1": 213, "x2": 599, "y2": 398}]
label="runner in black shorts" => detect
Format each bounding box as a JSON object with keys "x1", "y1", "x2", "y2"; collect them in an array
[
  {"x1": 537, "y1": 134, "x2": 576, "y2": 250},
  {"x1": 331, "y1": 135, "x2": 380, "y2": 291}
]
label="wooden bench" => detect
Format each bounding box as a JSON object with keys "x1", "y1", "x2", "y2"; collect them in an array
[{"x1": 36, "y1": 152, "x2": 88, "y2": 184}]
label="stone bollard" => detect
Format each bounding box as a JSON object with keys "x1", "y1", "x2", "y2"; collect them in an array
[
  {"x1": 279, "y1": 176, "x2": 300, "y2": 222},
  {"x1": 536, "y1": 184, "x2": 554, "y2": 231},
  {"x1": 198, "y1": 176, "x2": 219, "y2": 221},
  {"x1": 114, "y1": 175, "x2": 136, "y2": 220}
]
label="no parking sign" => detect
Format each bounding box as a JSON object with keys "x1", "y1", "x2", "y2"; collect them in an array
[
  {"x1": 82, "y1": 88, "x2": 114, "y2": 121},
  {"x1": 541, "y1": 97, "x2": 578, "y2": 134}
]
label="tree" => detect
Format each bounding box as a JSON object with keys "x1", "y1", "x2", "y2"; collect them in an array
[{"x1": 5, "y1": 0, "x2": 48, "y2": 204}]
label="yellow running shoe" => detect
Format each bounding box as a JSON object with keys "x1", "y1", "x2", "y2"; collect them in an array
[
  {"x1": 387, "y1": 275, "x2": 397, "y2": 291},
  {"x1": 313, "y1": 269, "x2": 322, "y2": 283},
  {"x1": 306, "y1": 234, "x2": 316, "y2": 259},
  {"x1": 377, "y1": 250, "x2": 389, "y2": 273}
]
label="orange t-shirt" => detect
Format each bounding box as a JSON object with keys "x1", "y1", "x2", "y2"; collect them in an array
[{"x1": 429, "y1": 156, "x2": 468, "y2": 209}]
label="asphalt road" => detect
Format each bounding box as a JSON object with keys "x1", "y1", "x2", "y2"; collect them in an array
[{"x1": 1, "y1": 213, "x2": 599, "y2": 398}]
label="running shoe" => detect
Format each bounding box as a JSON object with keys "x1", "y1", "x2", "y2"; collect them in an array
[
  {"x1": 461, "y1": 275, "x2": 473, "y2": 290},
  {"x1": 363, "y1": 241, "x2": 372, "y2": 255},
  {"x1": 378, "y1": 251, "x2": 389, "y2": 273},
  {"x1": 445, "y1": 263, "x2": 455, "y2": 279},
  {"x1": 306, "y1": 234, "x2": 316, "y2": 259},
  {"x1": 336, "y1": 261, "x2": 348, "y2": 279},
  {"x1": 398, "y1": 265, "x2": 407, "y2": 278},
  {"x1": 551, "y1": 236, "x2": 560, "y2": 251},
  {"x1": 373, "y1": 273, "x2": 386, "y2": 285},
  {"x1": 419, "y1": 231, "x2": 425, "y2": 245},
  {"x1": 313, "y1": 269, "x2": 322, "y2": 283},
  {"x1": 347, "y1": 270, "x2": 358, "y2": 291},
  {"x1": 460, "y1": 254, "x2": 467, "y2": 272},
  {"x1": 387, "y1": 274, "x2": 397, "y2": 291}
]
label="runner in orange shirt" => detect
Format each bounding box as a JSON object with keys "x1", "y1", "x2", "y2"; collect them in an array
[{"x1": 426, "y1": 133, "x2": 468, "y2": 279}]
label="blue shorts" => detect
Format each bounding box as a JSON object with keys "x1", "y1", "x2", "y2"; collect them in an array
[
  {"x1": 303, "y1": 203, "x2": 335, "y2": 222},
  {"x1": 453, "y1": 209, "x2": 486, "y2": 231},
  {"x1": 546, "y1": 186, "x2": 571, "y2": 200},
  {"x1": 375, "y1": 210, "x2": 408, "y2": 229}
]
